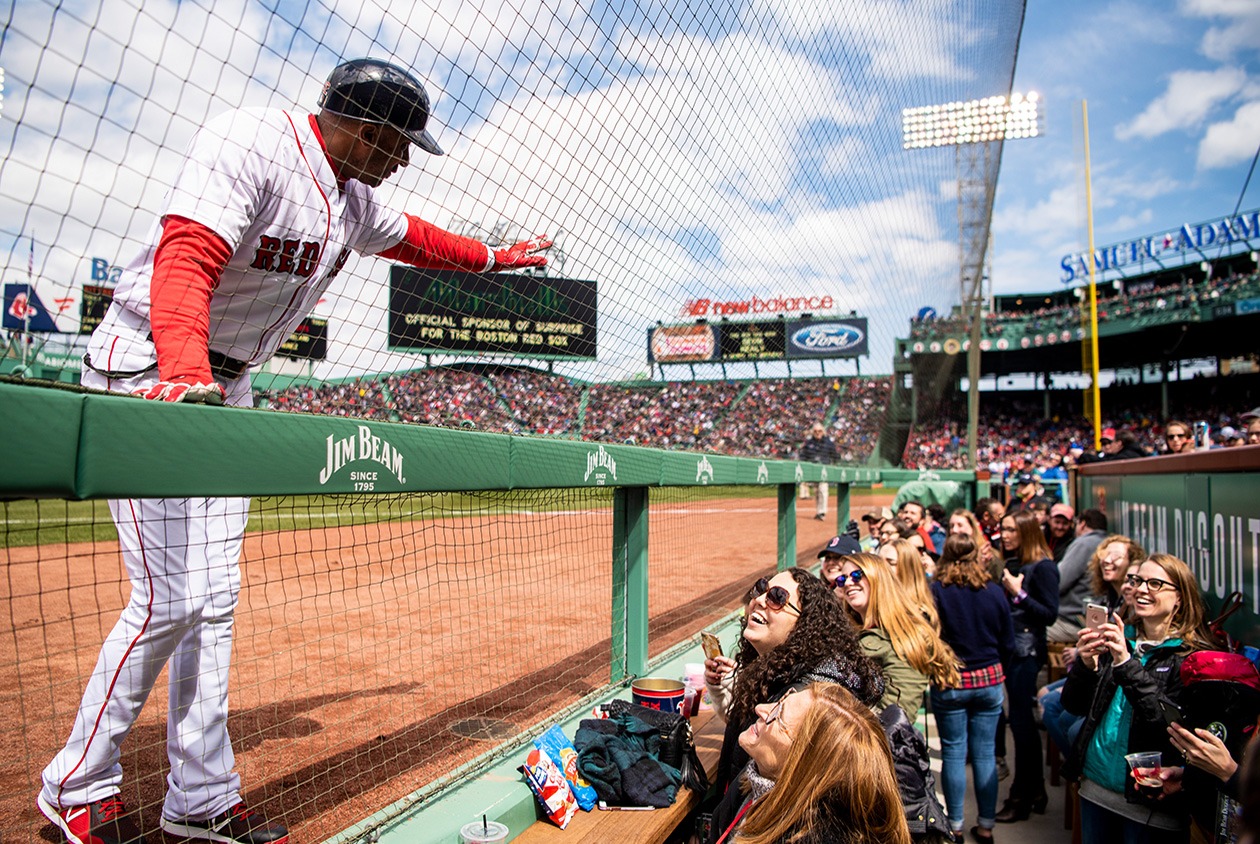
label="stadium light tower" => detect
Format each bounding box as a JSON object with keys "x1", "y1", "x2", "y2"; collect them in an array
[{"x1": 902, "y1": 93, "x2": 1044, "y2": 470}]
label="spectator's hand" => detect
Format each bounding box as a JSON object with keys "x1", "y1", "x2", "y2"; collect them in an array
[
  {"x1": 1136, "y1": 764, "x2": 1184, "y2": 799},
  {"x1": 1001, "y1": 569, "x2": 1024, "y2": 596},
  {"x1": 492, "y1": 234, "x2": 551, "y2": 271},
  {"x1": 1095, "y1": 613, "x2": 1130, "y2": 666},
  {"x1": 1075, "y1": 626, "x2": 1106, "y2": 670},
  {"x1": 1168, "y1": 722, "x2": 1239, "y2": 782},
  {"x1": 1062, "y1": 646, "x2": 1078, "y2": 672},
  {"x1": 704, "y1": 656, "x2": 736, "y2": 686}
]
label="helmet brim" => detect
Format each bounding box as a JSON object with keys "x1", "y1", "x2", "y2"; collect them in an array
[{"x1": 402, "y1": 126, "x2": 444, "y2": 156}]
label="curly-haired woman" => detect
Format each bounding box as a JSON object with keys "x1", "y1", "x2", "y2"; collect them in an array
[
  {"x1": 1087, "y1": 535, "x2": 1147, "y2": 616},
  {"x1": 832, "y1": 552, "x2": 960, "y2": 712},
  {"x1": 709, "y1": 682, "x2": 911, "y2": 844},
  {"x1": 703, "y1": 568, "x2": 885, "y2": 803}
]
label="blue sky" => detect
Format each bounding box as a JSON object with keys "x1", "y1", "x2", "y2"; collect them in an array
[{"x1": 992, "y1": 0, "x2": 1260, "y2": 298}]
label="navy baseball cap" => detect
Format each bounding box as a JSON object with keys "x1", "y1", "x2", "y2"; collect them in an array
[
  {"x1": 319, "y1": 58, "x2": 444, "y2": 155},
  {"x1": 818, "y1": 535, "x2": 861, "y2": 558},
  {"x1": 1015, "y1": 473, "x2": 1036, "y2": 485}
]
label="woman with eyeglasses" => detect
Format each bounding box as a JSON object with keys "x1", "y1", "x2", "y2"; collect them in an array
[
  {"x1": 703, "y1": 568, "x2": 884, "y2": 803},
  {"x1": 832, "y1": 552, "x2": 960, "y2": 712},
  {"x1": 993, "y1": 510, "x2": 1059, "y2": 824},
  {"x1": 1061, "y1": 554, "x2": 1217, "y2": 844},
  {"x1": 881, "y1": 539, "x2": 941, "y2": 630},
  {"x1": 708, "y1": 682, "x2": 911, "y2": 844},
  {"x1": 931, "y1": 535, "x2": 1015, "y2": 842}
]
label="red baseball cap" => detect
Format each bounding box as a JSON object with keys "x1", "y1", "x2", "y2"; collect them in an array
[
  {"x1": 1181, "y1": 651, "x2": 1260, "y2": 690},
  {"x1": 1100, "y1": 427, "x2": 1116, "y2": 442},
  {"x1": 1050, "y1": 503, "x2": 1074, "y2": 520}
]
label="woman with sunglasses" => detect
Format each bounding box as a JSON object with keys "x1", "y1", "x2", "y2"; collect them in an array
[
  {"x1": 1061, "y1": 554, "x2": 1217, "y2": 844},
  {"x1": 703, "y1": 568, "x2": 884, "y2": 801},
  {"x1": 994, "y1": 510, "x2": 1059, "y2": 824},
  {"x1": 833, "y1": 552, "x2": 960, "y2": 712},
  {"x1": 881, "y1": 539, "x2": 941, "y2": 630},
  {"x1": 931, "y1": 535, "x2": 1015, "y2": 843},
  {"x1": 708, "y1": 682, "x2": 910, "y2": 844}
]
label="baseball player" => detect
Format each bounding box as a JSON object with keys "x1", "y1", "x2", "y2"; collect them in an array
[{"x1": 38, "y1": 58, "x2": 549, "y2": 844}]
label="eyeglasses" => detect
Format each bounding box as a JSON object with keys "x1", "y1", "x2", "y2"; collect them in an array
[
  {"x1": 1167, "y1": 433, "x2": 1188, "y2": 440},
  {"x1": 1125, "y1": 574, "x2": 1173, "y2": 593},
  {"x1": 762, "y1": 689, "x2": 796, "y2": 738},
  {"x1": 750, "y1": 577, "x2": 802, "y2": 615},
  {"x1": 833, "y1": 569, "x2": 866, "y2": 588}
]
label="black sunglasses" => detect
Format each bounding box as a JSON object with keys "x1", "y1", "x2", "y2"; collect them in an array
[
  {"x1": 750, "y1": 577, "x2": 802, "y2": 615},
  {"x1": 833, "y1": 569, "x2": 866, "y2": 589}
]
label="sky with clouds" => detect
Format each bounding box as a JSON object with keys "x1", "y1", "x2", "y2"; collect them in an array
[{"x1": 1, "y1": 0, "x2": 1256, "y2": 381}]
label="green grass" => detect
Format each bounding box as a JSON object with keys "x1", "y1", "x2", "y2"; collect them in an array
[{"x1": 2, "y1": 486, "x2": 776, "y2": 548}]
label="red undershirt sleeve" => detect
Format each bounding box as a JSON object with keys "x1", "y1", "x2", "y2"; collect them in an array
[
  {"x1": 376, "y1": 213, "x2": 494, "y2": 272},
  {"x1": 149, "y1": 215, "x2": 233, "y2": 383}
]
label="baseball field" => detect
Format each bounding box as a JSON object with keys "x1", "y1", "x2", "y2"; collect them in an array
[{"x1": 2, "y1": 487, "x2": 889, "y2": 842}]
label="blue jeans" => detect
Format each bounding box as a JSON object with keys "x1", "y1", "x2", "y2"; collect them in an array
[
  {"x1": 932, "y1": 683, "x2": 1005, "y2": 831},
  {"x1": 1079, "y1": 794, "x2": 1187, "y2": 844},
  {"x1": 1040, "y1": 680, "x2": 1084, "y2": 756}
]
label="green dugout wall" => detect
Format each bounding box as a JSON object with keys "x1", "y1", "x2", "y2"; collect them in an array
[{"x1": 1076, "y1": 448, "x2": 1260, "y2": 644}]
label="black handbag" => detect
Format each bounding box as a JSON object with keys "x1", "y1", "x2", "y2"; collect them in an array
[{"x1": 598, "y1": 699, "x2": 710, "y2": 794}]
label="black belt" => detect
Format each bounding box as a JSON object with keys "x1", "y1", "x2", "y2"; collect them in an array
[{"x1": 84, "y1": 347, "x2": 250, "y2": 381}]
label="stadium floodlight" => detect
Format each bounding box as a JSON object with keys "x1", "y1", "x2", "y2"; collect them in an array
[
  {"x1": 901, "y1": 92, "x2": 1043, "y2": 149},
  {"x1": 902, "y1": 92, "x2": 1044, "y2": 471}
]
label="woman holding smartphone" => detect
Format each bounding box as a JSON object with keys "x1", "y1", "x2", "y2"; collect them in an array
[{"x1": 1061, "y1": 554, "x2": 1216, "y2": 844}]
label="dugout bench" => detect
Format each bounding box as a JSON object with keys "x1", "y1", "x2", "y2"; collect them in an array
[{"x1": 512, "y1": 708, "x2": 725, "y2": 844}]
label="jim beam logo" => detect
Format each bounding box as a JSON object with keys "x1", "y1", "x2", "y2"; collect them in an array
[
  {"x1": 757, "y1": 462, "x2": 769, "y2": 484},
  {"x1": 319, "y1": 425, "x2": 407, "y2": 487},
  {"x1": 794, "y1": 464, "x2": 804, "y2": 483},
  {"x1": 696, "y1": 456, "x2": 714, "y2": 485},
  {"x1": 584, "y1": 444, "x2": 617, "y2": 485},
  {"x1": 820, "y1": 467, "x2": 829, "y2": 481}
]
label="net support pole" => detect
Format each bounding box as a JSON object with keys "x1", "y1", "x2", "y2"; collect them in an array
[
  {"x1": 834, "y1": 482, "x2": 851, "y2": 532},
  {"x1": 777, "y1": 483, "x2": 797, "y2": 570},
  {"x1": 611, "y1": 486, "x2": 649, "y2": 680}
]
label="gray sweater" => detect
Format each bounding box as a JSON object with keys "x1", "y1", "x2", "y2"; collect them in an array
[{"x1": 1056, "y1": 529, "x2": 1106, "y2": 622}]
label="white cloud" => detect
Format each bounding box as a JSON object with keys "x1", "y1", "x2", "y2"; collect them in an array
[
  {"x1": 1180, "y1": 0, "x2": 1260, "y2": 61},
  {"x1": 1198, "y1": 99, "x2": 1260, "y2": 168},
  {"x1": 1116, "y1": 66, "x2": 1247, "y2": 140}
]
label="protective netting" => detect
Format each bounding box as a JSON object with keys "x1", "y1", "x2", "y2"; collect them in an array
[
  {"x1": 3, "y1": 0, "x2": 1025, "y2": 388},
  {"x1": 1, "y1": 485, "x2": 809, "y2": 840}
]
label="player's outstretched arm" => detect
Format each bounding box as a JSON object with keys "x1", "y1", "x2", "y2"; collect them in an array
[
  {"x1": 141, "y1": 215, "x2": 232, "y2": 405},
  {"x1": 377, "y1": 214, "x2": 550, "y2": 272}
]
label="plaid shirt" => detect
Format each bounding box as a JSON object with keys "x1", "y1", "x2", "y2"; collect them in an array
[{"x1": 958, "y1": 663, "x2": 1005, "y2": 689}]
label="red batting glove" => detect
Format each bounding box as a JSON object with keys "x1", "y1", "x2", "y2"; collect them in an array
[
  {"x1": 492, "y1": 234, "x2": 552, "y2": 271},
  {"x1": 135, "y1": 377, "x2": 226, "y2": 405}
]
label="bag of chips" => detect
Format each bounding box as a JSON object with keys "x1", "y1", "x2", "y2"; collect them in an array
[
  {"x1": 536, "y1": 724, "x2": 598, "y2": 811},
  {"x1": 520, "y1": 747, "x2": 578, "y2": 829}
]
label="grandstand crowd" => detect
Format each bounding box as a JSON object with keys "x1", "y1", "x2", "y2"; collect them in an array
[{"x1": 256, "y1": 371, "x2": 894, "y2": 463}]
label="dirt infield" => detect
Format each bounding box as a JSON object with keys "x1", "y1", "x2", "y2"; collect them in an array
[{"x1": 1, "y1": 489, "x2": 889, "y2": 842}]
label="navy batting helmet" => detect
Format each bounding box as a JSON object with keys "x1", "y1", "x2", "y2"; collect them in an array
[{"x1": 318, "y1": 58, "x2": 443, "y2": 155}]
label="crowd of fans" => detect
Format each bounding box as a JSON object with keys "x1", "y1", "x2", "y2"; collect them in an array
[
  {"x1": 256, "y1": 371, "x2": 894, "y2": 463},
  {"x1": 909, "y1": 267, "x2": 1260, "y2": 342},
  {"x1": 903, "y1": 395, "x2": 1258, "y2": 475}
]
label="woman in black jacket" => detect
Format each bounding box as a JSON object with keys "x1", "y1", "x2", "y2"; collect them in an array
[
  {"x1": 995, "y1": 511, "x2": 1059, "y2": 823},
  {"x1": 1061, "y1": 553, "x2": 1216, "y2": 844}
]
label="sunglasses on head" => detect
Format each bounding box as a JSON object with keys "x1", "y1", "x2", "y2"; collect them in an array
[
  {"x1": 833, "y1": 569, "x2": 865, "y2": 588},
  {"x1": 750, "y1": 577, "x2": 802, "y2": 615}
]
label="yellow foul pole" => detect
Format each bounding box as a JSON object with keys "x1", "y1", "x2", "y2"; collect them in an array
[{"x1": 1082, "y1": 100, "x2": 1102, "y2": 449}]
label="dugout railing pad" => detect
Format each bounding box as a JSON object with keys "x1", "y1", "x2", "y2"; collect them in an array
[{"x1": 0, "y1": 381, "x2": 975, "y2": 498}]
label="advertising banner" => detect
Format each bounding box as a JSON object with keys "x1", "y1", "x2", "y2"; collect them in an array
[
  {"x1": 389, "y1": 268, "x2": 597, "y2": 359},
  {"x1": 275, "y1": 317, "x2": 328, "y2": 361},
  {"x1": 719, "y1": 320, "x2": 786, "y2": 360},
  {"x1": 648, "y1": 323, "x2": 719, "y2": 362},
  {"x1": 4, "y1": 284, "x2": 61, "y2": 332},
  {"x1": 785, "y1": 317, "x2": 868, "y2": 358}
]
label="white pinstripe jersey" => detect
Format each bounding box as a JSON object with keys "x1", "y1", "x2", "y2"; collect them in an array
[{"x1": 111, "y1": 107, "x2": 408, "y2": 363}]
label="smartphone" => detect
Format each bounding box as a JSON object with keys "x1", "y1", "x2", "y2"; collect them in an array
[
  {"x1": 1085, "y1": 603, "x2": 1109, "y2": 629},
  {"x1": 701, "y1": 632, "x2": 723, "y2": 660}
]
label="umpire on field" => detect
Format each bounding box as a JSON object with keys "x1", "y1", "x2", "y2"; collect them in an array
[
  {"x1": 799, "y1": 421, "x2": 838, "y2": 521},
  {"x1": 39, "y1": 58, "x2": 549, "y2": 844}
]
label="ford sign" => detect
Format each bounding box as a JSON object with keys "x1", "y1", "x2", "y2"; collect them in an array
[{"x1": 786, "y1": 319, "x2": 868, "y2": 357}]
